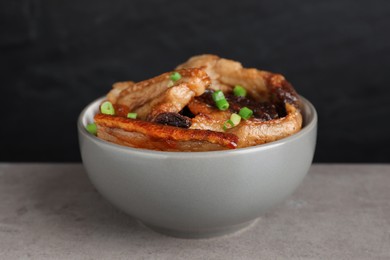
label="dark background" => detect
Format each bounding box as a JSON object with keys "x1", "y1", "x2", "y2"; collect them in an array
[{"x1": 1, "y1": 0, "x2": 389, "y2": 162}]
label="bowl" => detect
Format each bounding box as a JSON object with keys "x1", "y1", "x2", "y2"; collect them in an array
[{"x1": 78, "y1": 96, "x2": 317, "y2": 238}]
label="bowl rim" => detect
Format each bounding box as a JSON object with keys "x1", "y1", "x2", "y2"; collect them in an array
[{"x1": 78, "y1": 95, "x2": 317, "y2": 158}]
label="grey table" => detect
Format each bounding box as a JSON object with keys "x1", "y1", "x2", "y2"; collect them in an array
[{"x1": 0, "y1": 164, "x2": 389, "y2": 259}]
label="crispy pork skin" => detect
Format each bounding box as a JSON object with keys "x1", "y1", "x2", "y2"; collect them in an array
[{"x1": 94, "y1": 114, "x2": 238, "y2": 150}]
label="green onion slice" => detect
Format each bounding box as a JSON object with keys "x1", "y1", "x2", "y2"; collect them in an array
[
  {"x1": 222, "y1": 113, "x2": 242, "y2": 131},
  {"x1": 86, "y1": 123, "x2": 97, "y2": 135},
  {"x1": 127, "y1": 113, "x2": 137, "y2": 119},
  {"x1": 239, "y1": 107, "x2": 253, "y2": 120},
  {"x1": 212, "y1": 90, "x2": 226, "y2": 102},
  {"x1": 212, "y1": 90, "x2": 230, "y2": 110},
  {"x1": 223, "y1": 119, "x2": 235, "y2": 131},
  {"x1": 170, "y1": 72, "x2": 182, "y2": 82},
  {"x1": 230, "y1": 113, "x2": 241, "y2": 125},
  {"x1": 233, "y1": 85, "x2": 247, "y2": 97},
  {"x1": 167, "y1": 80, "x2": 174, "y2": 88},
  {"x1": 215, "y1": 99, "x2": 229, "y2": 110},
  {"x1": 100, "y1": 101, "x2": 115, "y2": 115}
]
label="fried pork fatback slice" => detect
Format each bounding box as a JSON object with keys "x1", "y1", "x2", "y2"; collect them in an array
[
  {"x1": 188, "y1": 98, "x2": 302, "y2": 147},
  {"x1": 135, "y1": 83, "x2": 195, "y2": 120},
  {"x1": 94, "y1": 114, "x2": 238, "y2": 151},
  {"x1": 228, "y1": 104, "x2": 302, "y2": 147},
  {"x1": 179, "y1": 54, "x2": 302, "y2": 147},
  {"x1": 188, "y1": 98, "x2": 231, "y2": 132},
  {"x1": 106, "y1": 68, "x2": 211, "y2": 120},
  {"x1": 107, "y1": 81, "x2": 135, "y2": 104},
  {"x1": 177, "y1": 54, "x2": 274, "y2": 102}
]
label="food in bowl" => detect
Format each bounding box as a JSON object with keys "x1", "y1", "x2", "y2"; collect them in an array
[
  {"x1": 86, "y1": 54, "x2": 303, "y2": 151},
  {"x1": 77, "y1": 95, "x2": 317, "y2": 238},
  {"x1": 78, "y1": 56, "x2": 317, "y2": 237}
]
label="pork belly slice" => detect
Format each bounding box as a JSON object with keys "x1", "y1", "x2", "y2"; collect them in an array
[
  {"x1": 187, "y1": 98, "x2": 302, "y2": 147},
  {"x1": 177, "y1": 54, "x2": 302, "y2": 148},
  {"x1": 135, "y1": 83, "x2": 195, "y2": 121},
  {"x1": 188, "y1": 98, "x2": 231, "y2": 132},
  {"x1": 106, "y1": 68, "x2": 211, "y2": 118},
  {"x1": 97, "y1": 126, "x2": 233, "y2": 152},
  {"x1": 176, "y1": 54, "x2": 271, "y2": 102},
  {"x1": 107, "y1": 81, "x2": 135, "y2": 104},
  {"x1": 177, "y1": 54, "x2": 300, "y2": 108},
  {"x1": 228, "y1": 104, "x2": 302, "y2": 147},
  {"x1": 94, "y1": 114, "x2": 238, "y2": 150}
]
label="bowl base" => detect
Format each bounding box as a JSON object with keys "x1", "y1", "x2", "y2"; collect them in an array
[{"x1": 140, "y1": 218, "x2": 259, "y2": 239}]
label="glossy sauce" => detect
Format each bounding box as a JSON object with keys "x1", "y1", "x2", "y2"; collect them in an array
[{"x1": 196, "y1": 89, "x2": 280, "y2": 121}]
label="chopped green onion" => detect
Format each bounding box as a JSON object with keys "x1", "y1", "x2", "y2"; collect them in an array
[
  {"x1": 222, "y1": 113, "x2": 242, "y2": 131},
  {"x1": 167, "y1": 80, "x2": 174, "y2": 88},
  {"x1": 233, "y1": 85, "x2": 247, "y2": 97},
  {"x1": 212, "y1": 90, "x2": 226, "y2": 102},
  {"x1": 223, "y1": 120, "x2": 235, "y2": 131},
  {"x1": 170, "y1": 72, "x2": 182, "y2": 82},
  {"x1": 230, "y1": 113, "x2": 241, "y2": 125},
  {"x1": 212, "y1": 90, "x2": 230, "y2": 110},
  {"x1": 100, "y1": 101, "x2": 115, "y2": 115},
  {"x1": 215, "y1": 99, "x2": 229, "y2": 110},
  {"x1": 239, "y1": 107, "x2": 253, "y2": 120},
  {"x1": 127, "y1": 113, "x2": 137, "y2": 119},
  {"x1": 86, "y1": 123, "x2": 97, "y2": 135}
]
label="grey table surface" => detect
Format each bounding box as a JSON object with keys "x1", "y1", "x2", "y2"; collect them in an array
[{"x1": 0, "y1": 164, "x2": 389, "y2": 259}]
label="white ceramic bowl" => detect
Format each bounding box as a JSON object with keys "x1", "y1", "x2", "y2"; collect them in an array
[{"x1": 78, "y1": 96, "x2": 317, "y2": 238}]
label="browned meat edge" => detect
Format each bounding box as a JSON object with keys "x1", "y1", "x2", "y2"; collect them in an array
[{"x1": 94, "y1": 114, "x2": 238, "y2": 149}]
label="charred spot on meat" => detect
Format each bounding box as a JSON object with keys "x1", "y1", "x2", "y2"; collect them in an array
[
  {"x1": 196, "y1": 89, "x2": 279, "y2": 121},
  {"x1": 269, "y1": 80, "x2": 300, "y2": 107},
  {"x1": 196, "y1": 89, "x2": 215, "y2": 107},
  {"x1": 225, "y1": 94, "x2": 279, "y2": 121},
  {"x1": 179, "y1": 106, "x2": 195, "y2": 118},
  {"x1": 266, "y1": 80, "x2": 300, "y2": 118},
  {"x1": 153, "y1": 112, "x2": 192, "y2": 128}
]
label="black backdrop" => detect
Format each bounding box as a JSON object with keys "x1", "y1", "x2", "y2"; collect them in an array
[{"x1": 1, "y1": 0, "x2": 389, "y2": 162}]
